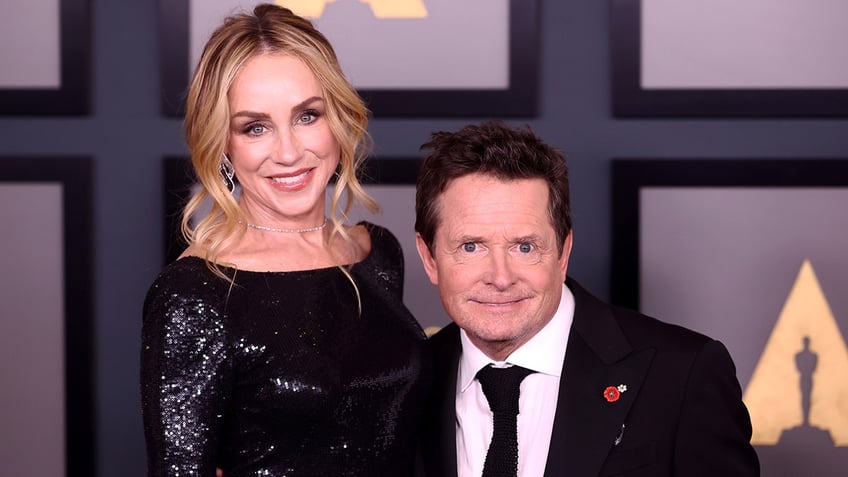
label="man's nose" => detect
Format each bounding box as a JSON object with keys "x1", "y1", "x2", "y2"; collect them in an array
[{"x1": 483, "y1": 252, "x2": 517, "y2": 289}]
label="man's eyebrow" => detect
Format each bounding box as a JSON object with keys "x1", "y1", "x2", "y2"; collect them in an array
[
  {"x1": 454, "y1": 235, "x2": 485, "y2": 244},
  {"x1": 512, "y1": 234, "x2": 542, "y2": 243}
]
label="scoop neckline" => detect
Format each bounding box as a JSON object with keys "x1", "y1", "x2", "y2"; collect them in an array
[{"x1": 176, "y1": 221, "x2": 377, "y2": 274}]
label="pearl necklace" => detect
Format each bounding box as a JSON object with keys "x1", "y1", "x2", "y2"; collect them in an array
[{"x1": 243, "y1": 217, "x2": 328, "y2": 233}]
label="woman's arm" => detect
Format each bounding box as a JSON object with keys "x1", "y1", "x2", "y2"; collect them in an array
[{"x1": 141, "y1": 277, "x2": 233, "y2": 476}]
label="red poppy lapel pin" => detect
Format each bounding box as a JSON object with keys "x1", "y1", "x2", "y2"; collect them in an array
[{"x1": 603, "y1": 384, "x2": 628, "y2": 403}]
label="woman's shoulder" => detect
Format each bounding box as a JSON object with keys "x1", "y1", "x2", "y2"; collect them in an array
[
  {"x1": 353, "y1": 221, "x2": 405, "y2": 297},
  {"x1": 356, "y1": 221, "x2": 403, "y2": 266},
  {"x1": 143, "y1": 257, "x2": 232, "y2": 319},
  {"x1": 359, "y1": 221, "x2": 402, "y2": 255},
  {"x1": 151, "y1": 256, "x2": 219, "y2": 285}
]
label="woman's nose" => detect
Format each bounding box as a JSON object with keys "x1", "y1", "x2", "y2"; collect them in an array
[{"x1": 273, "y1": 128, "x2": 303, "y2": 165}]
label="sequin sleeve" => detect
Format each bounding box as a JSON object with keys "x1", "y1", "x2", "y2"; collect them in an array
[{"x1": 140, "y1": 265, "x2": 233, "y2": 477}]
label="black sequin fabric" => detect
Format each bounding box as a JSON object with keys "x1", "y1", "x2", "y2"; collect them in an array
[{"x1": 141, "y1": 223, "x2": 431, "y2": 476}]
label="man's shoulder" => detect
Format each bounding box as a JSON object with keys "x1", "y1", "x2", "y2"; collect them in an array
[
  {"x1": 568, "y1": 276, "x2": 714, "y2": 351},
  {"x1": 612, "y1": 305, "x2": 714, "y2": 350}
]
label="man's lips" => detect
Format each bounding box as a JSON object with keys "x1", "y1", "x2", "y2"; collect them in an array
[{"x1": 470, "y1": 297, "x2": 528, "y2": 306}]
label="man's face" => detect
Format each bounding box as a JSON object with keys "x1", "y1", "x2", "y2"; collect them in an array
[{"x1": 416, "y1": 173, "x2": 572, "y2": 360}]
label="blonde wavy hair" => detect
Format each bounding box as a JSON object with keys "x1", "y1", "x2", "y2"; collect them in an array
[{"x1": 181, "y1": 3, "x2": 378, "y2": 281}]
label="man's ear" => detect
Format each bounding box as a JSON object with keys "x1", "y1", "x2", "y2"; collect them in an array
[
  {"x1": 415, "y1": 233, "x2": 439, "y2": 286},
  {"x1": 559, "y1": 230, "x2": 573, "y2": 278}
]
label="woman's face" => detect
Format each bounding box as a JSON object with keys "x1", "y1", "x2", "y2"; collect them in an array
[{"x1": 226, "y1": 53, "x2": 339, "y2": 227}]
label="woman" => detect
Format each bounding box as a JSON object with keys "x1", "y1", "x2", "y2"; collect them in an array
[{"x1": 141, "y1": 4, "x2": 429, "y2": 476}]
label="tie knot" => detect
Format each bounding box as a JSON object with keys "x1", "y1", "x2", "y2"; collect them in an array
[{"x1": 476, "y1": 364, "x2": 535, "y2": 413}]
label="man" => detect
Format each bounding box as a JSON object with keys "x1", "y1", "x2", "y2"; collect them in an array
[{"x1": 413, "y1": 121, "x2": 759, "y2": 476}]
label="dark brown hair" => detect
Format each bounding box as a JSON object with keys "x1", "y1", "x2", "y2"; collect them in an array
[{"x1": 415, "y1": 120, "x2": 571, "y2": 254}]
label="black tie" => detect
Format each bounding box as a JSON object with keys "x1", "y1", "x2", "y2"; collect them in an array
[{"x1": 476, "y1": 364, "x2": 535, "y2": 477}]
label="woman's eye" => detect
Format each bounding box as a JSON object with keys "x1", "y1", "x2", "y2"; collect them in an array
[
  {"x1": 461, "y1": 243, "x2": 477, "y2": 253},
  {"x1": 298, "y1": 110, "x2": 320, "y2": 124},
  {"x1": 245, "y1": 124, "x2": 266, "y2": 135},
  {"x1": 518, "y1": 242, "x2": 533, "y2": 253}
]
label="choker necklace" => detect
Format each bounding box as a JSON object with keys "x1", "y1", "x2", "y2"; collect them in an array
[{"x1": 243, "y1": 217, "x2": 328, "y2": 233}]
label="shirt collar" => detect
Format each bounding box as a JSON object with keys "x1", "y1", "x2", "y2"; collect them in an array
[{"x1": 458, "y1": 283, "x2": 574, "y2": 393}]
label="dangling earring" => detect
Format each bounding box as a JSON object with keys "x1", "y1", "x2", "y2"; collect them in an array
[{"x1": 220, "y1": 153, "x2": 235, "y2": 192}]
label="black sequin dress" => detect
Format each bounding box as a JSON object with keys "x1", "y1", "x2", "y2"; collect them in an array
[{"x1": 141, "y1": 223, "x2": 430, "y2": 476}]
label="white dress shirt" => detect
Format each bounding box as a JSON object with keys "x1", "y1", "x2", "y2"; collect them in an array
[{"x1": 455, "y1": 284, "x2": 574, "y2": 477}]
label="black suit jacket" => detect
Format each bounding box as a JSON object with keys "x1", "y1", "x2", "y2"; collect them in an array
[{"x1": 418, "y1": 278, "x2": 759, "y2": 476}]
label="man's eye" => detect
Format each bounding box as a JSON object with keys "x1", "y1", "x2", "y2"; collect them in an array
[
  {"x1": 461, "y1": 243, "x2": 477, "y2": 253},
  {"x1": 518, "y1": 242, "x2": 533, "y2": 253}
]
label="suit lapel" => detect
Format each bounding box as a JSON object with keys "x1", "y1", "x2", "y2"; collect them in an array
[
  {"x1": 543, "y1": 280, "x2": 655, "y2": 477},
  {"x1": 421, "y1": 324, "x2": 461, "y2": 477}
]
